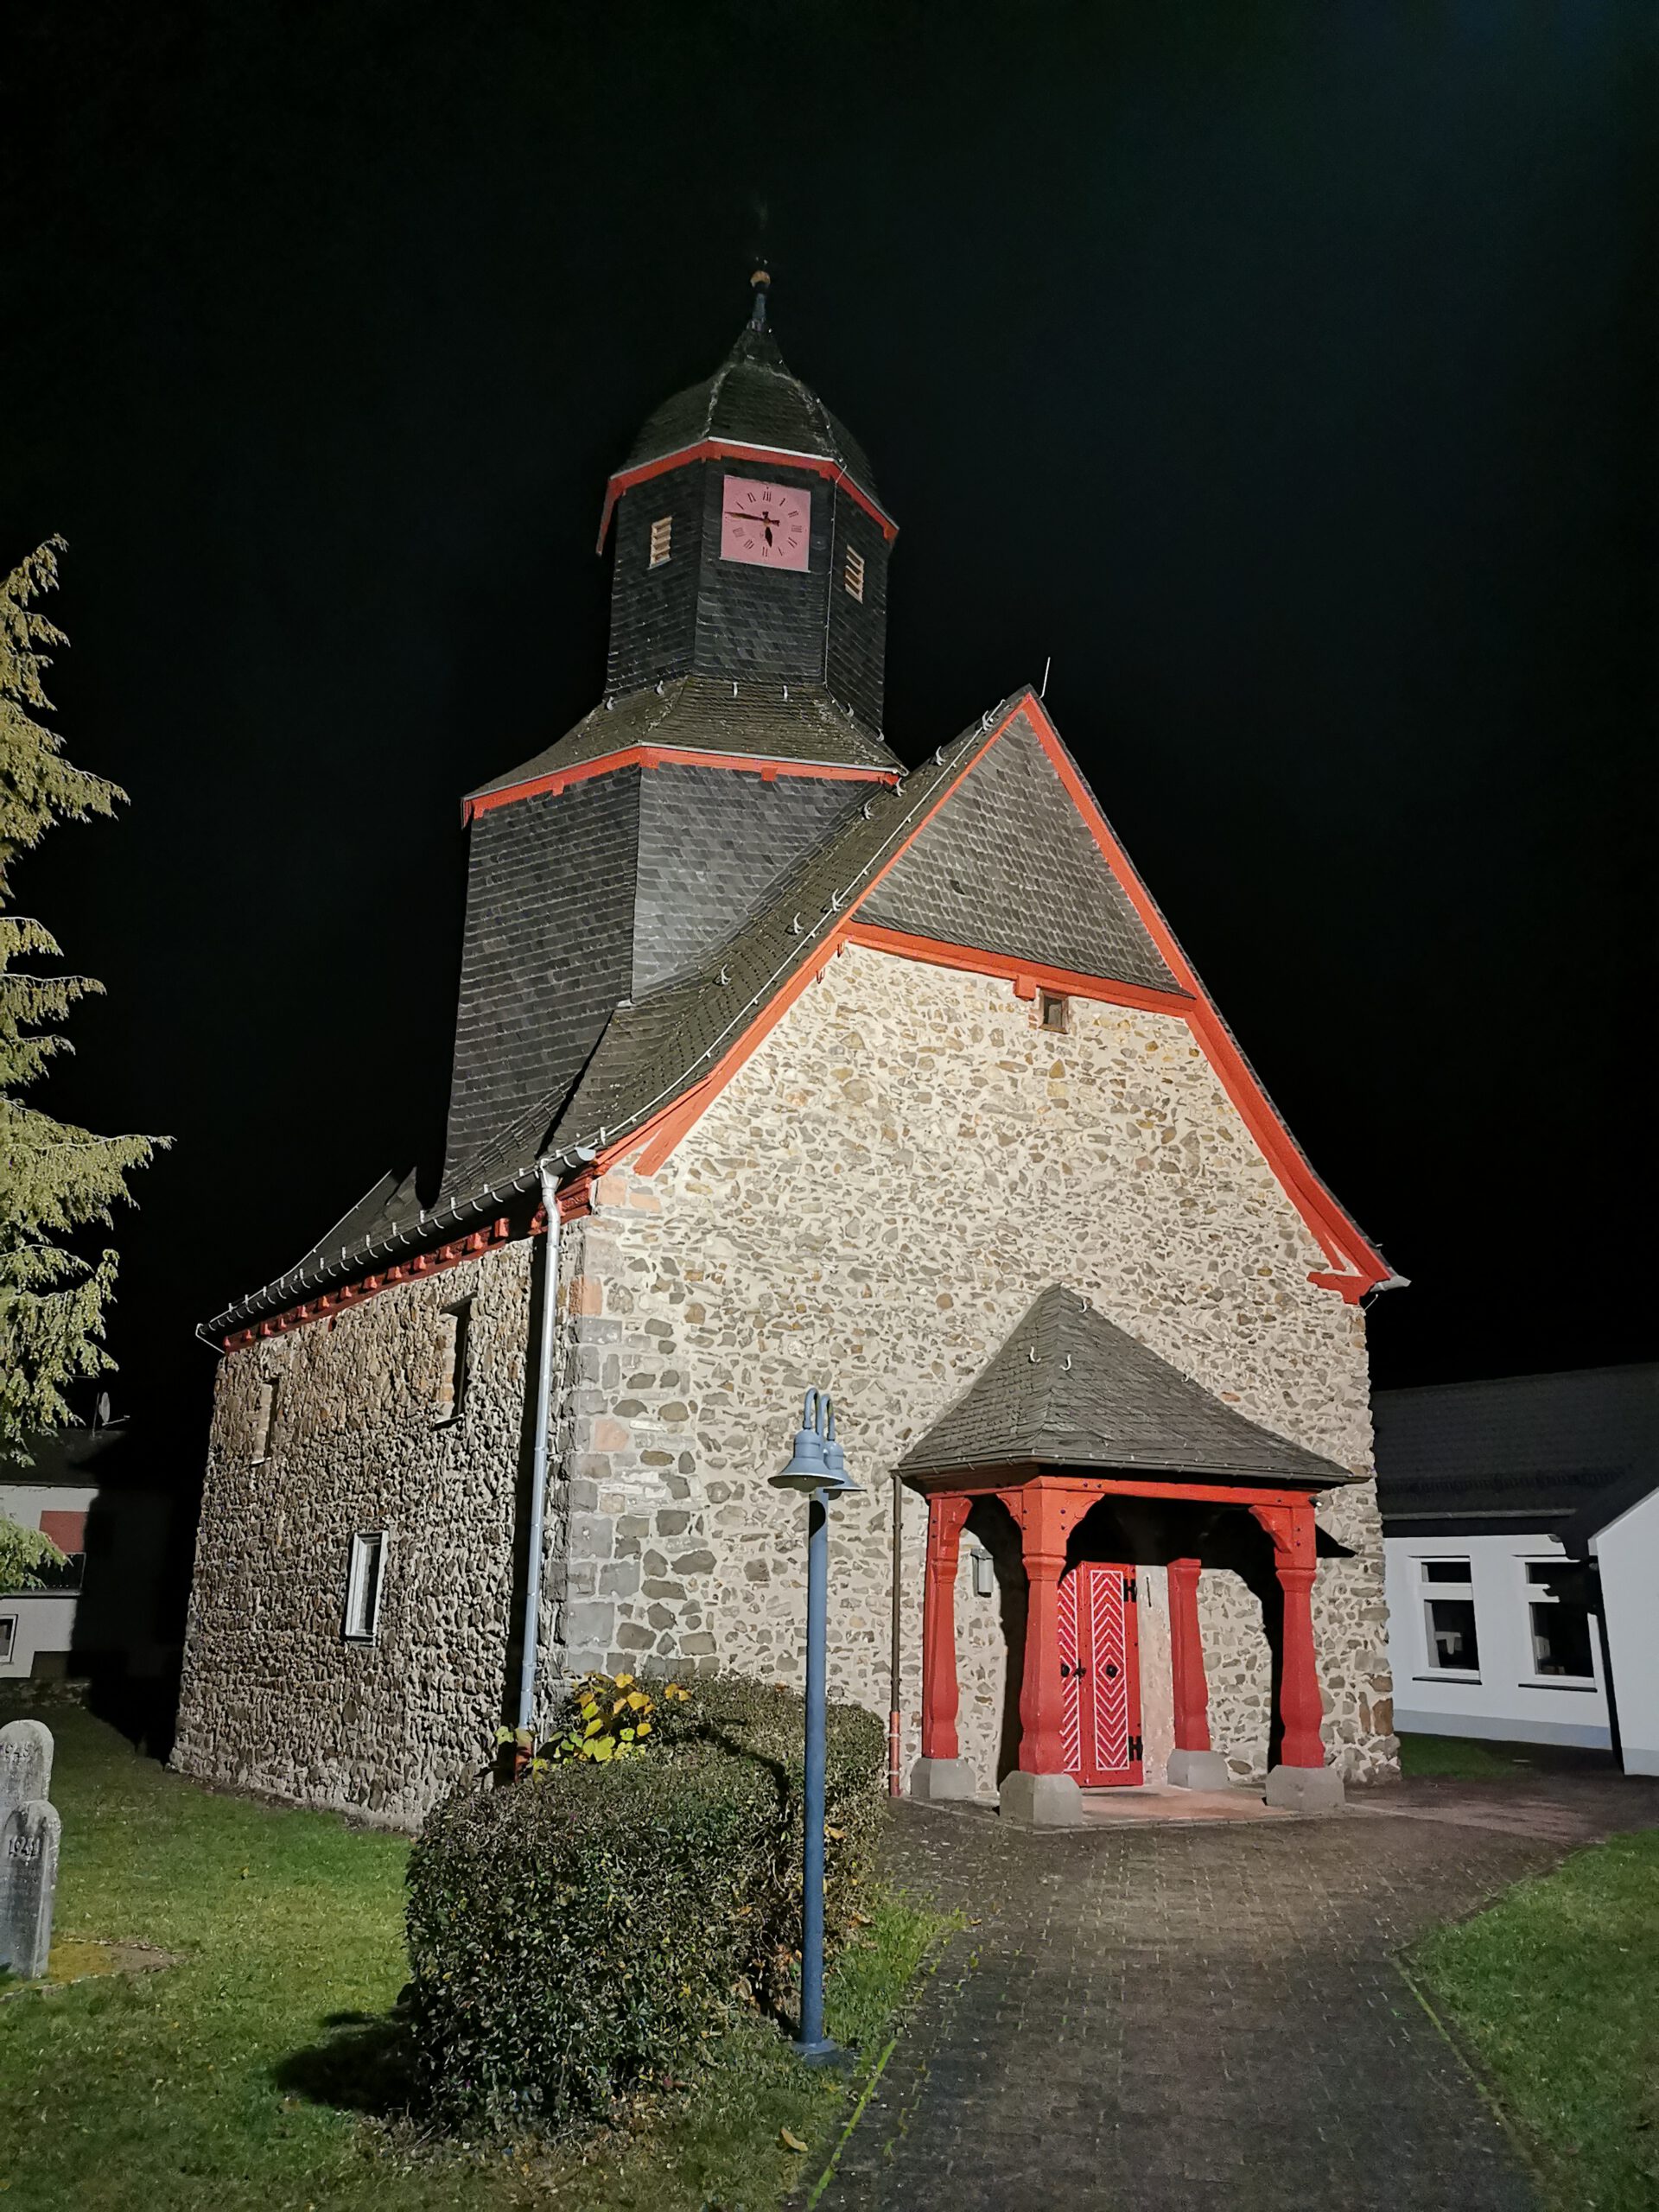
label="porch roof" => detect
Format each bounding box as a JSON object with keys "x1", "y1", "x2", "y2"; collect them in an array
[{"x1": 896, "y1": 1286, "x2": 1356, "y2": 1490}]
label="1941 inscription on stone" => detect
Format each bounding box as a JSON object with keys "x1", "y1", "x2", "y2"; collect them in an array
[
  {"x1": 0, "y1": 1799, "x2": 60, "y2": 1978},
  {"x1": 0, "y1": 1718, "x2": 53, "y2": 1822}
]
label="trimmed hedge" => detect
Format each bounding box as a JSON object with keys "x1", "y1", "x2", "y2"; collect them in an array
[{"x1": 405, "y1": 1675, "x2": 884, "y2": 2131}]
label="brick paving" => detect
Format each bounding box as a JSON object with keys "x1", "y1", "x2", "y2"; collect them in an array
[{"x1": 807, "y1": 1774, "x2": 1659, "y2": 2212}]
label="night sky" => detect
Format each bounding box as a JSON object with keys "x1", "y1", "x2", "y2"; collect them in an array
[{"x1": 4, "y1": 3, "x2": 1655, "y2": 1471}]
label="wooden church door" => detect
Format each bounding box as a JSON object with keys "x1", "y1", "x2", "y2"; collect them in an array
[{"x1": 1057, "y1": 1561, "x2": 1144, "y2": 1785}]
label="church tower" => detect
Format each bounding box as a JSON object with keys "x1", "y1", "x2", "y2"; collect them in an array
[{"x1": 442, "y1": 274, "x2": 900, "y2": 1194}]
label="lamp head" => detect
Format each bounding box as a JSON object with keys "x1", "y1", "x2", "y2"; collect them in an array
[{"x1": 771, "y1": 1387, "x2": 861, "y2": 1496}]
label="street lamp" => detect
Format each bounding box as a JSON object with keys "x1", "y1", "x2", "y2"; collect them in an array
[{"x1": 771, "y1": 1385, "x2": 861, "y2": 2063}]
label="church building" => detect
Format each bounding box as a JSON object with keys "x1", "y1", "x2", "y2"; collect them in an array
[{"x1": 175, "y1": 276, "x2": 1402, "y2": 1827}]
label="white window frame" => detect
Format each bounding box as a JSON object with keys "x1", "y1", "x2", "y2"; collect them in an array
[
  {"x1": 0, "y1": 1614, "x2": 16, "y2": 1666},
  {"x1": 344, "y1": 1531, "x2": 386, "y2": 1643},
  {"x1": 1518, "y1": 1556, "x2": 1599, "y2": 1688},
  {"x1": 1418, "y1": 1555, "x2": 1481, "y2": 1681}
]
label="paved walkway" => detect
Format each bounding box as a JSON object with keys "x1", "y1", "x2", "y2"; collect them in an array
[{"x1": 806, "y1": 1772, "x2": 1659, "y2": 2212}]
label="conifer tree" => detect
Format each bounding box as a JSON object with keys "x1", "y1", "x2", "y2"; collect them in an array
[{"x1": 1, "y1": 537, "x2": 162, "y2": 1459}]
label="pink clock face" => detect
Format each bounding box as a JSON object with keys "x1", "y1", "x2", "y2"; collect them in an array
[{"x1": 720, "y1": 474, "x2": 811, "y2": 569}]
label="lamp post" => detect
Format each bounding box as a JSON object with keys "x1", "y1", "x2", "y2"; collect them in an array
[{"x1": 771, "y1": 1385, "x2": 861, "y2": 2063}]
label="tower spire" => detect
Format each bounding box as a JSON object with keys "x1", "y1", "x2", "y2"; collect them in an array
[{"x1": 749, "y1": 263, "x2": 770, "y2": 333}]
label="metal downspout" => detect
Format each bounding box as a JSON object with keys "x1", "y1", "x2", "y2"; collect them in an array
[{"x1": 516, "y1": 1161, "x2": 562, "y2": 1734}]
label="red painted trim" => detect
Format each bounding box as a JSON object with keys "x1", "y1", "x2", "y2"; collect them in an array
[
  {"x1": 919, "y1": 1494, "x2": 974, "y2": 1762},
  {"x1": 1166, "y1": 1557, "x2": 1212, "y2": 1756},
  {"x1": 842, "y1": 923, "x2": 1195, "y2": 1018},
  {"x1": 222, "y1": 1217, "x2": 513, "y2": 1350},
  {"x1": 911, "y1": 1469, "x2": 1333, "y2": 1510},
  {"x1": 1015, "y1": 696, "x2": 1389, "y2": 1300},
  {"x1": 597, "y1": 437, "x2": 899, "y2": 551},
  {"x1": 464, "y1": 743, "x2": 896, "y2": 825}
]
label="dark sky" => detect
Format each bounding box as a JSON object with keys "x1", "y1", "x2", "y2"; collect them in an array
[{"x1": 4, "y1": 2, "x2": 1655, "y2": 1465}]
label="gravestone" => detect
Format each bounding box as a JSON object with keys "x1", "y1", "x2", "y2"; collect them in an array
[
  {"x1": 0, "y1": 1718, "x2": 53, "y2": 1821},
  {"x1": 1, "y1": 1798, "x2": 61, "y2": 1977}
]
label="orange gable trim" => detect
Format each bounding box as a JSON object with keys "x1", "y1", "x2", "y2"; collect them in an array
[
  {"x1": 602, "y1": 692, "x2": 1389, "y2": 1304},
  {"x1": 842, "y1": 924, "x2": 1195, "y2": 1019},
  {"x1": 597, "y1": 438, "x2": 899, "y2": 552},
  {"x1": 220, "y1": 1218, "x2": 513, "y2": 1351},
  {"x1": 463, "y1": 744, "x2": 897, "y2": 826}
]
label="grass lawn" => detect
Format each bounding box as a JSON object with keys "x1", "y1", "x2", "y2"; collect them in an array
[
  {"x1": 1410, "y1": 1828, "x2": 1659, "y2": 2212},
  {"x1": 1397, "y1": 1732, "x2": 1558, "y2": 1781},
  {"x1": 0, "y1": 1706, "x2": 949, "y2": 2211}
]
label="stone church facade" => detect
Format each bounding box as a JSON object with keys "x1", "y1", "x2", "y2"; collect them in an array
[{"x1": 175, "y1": 277, "x2": 1402, "y2": 1828}]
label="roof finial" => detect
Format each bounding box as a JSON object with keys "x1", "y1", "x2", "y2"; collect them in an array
[{"x1": 749, "y1": 264, "x2": 770, "y2": 333}]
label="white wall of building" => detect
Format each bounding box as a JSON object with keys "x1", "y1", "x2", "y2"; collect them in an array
[
  {"x1": 0, "y1": 1481, "x2": 92, "y2": 1681},
  {"x1": 1385, "y1": 1530, "x2": 1611, "y2": 1749},
  {"x1": 1592, "y1": 1489, "x2": 1659, "y2": 1777}
]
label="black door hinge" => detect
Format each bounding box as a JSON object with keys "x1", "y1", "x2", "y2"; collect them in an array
[
  {"x1": 1128, "y1": 1734, "x2": 1143, "y2": 1764},
  {"x1": 1123, "y1": 1575, "x2": 1137, "y2": 1602}
]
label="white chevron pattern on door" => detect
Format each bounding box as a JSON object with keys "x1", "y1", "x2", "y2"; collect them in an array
[{"x1": 1055, "y1": 1560, "x2": 1143, "y2": 1786}]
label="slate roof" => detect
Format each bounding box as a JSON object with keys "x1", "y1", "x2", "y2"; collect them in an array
[
  {"x1": 861, "y1": 716, "x2": 1179, "y2": 992},
  {"x1": 468, "y1": 677, "x2": 898, "y2": 804},
  {"x1": 1373, "y1": 1365, "x2": 1659, "y2": 1535},
  {"x1": 623, "y1": 324, "x2": 880, "y2": 504},
  {"x1": 896, "y1": 1286, "x2": 1355, "y2": 1487}
]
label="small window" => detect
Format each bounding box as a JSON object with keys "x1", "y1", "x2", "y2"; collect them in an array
[
  {"x1": 253, "y1": 1378, "x2": 278, "y2": 1462},
  {"x1": 1039, "y1": 992, "x2": 1070, "y2": 1032},
  {"x1": 649, "y1": 515, "x2": 672, "y2": 568},
  {"x1": 843, "y1": 546, "x2": 865, "y2": 601},
  {"x1": 435, "y1": 1300, "x2": 473, "y2": 1421},
  {"x1": 0, "y1": 1616, "x2": 16, "y2": 1666},
  {"x1": 1525, "y1": 1561, "x2": 1596, "y2": 1679},
  {"x1": 345, "y1": 1532, "x2": 385, "y2": 1643},
  {"x1": 1419, "y1": 1558, "x2": 1478, "y2": 1672}
]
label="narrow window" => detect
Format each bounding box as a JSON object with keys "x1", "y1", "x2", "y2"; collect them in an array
[
  {"x1": 649, "y1": 515, "x2": 672, "y2": 568},
  {"x1": 435, "y1": 1300, "x2": 473, "y2": 1421},
  {"x1": 1524, "y1": 1561, "x2": 1595, "y2": 1679},
  {"x1": 1040, "y1": 991, "x2": 1070, "y2": 1032},
  {"x1": 0, "y1": 1616, "x2": 16, "y2": 1667},
  {"x1": 344, "y1": 1532, "x2": 385, "y2": 1642},
  {"x1": 253, "y1": 1378, "x2": 278, "y2": 1463},
  {"x1": 843, "y1": 546, "x2": 865, "y2": 601},
  {"x1": 1420, "y1": 1557, "x2": 1479, "y2": 1673}
]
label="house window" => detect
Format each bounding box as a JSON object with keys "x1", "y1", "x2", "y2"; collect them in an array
[
  {"x1": 1421, "y1": 1557, "x2": 1479, "y2": 1673},
  {"x1": 1525, "y1": 1561, "x2": 1595, "y2": 1679},
  {"x1": 253, "y1": 1378, "x2": 278, "y2": 1462},
  {"x1": 1040, "y1": 991, "x2": 1070, "y2": 1032},
  {"x1": 648, "y1": 515, "x2": 672, "y2": 568},
  {"x1": 435, "y1": 1300, "x2": 473, "y2": 1421},
  {"x1": 843, "y1": 546, "x2": 865, "y2": 601},
  {"x1": 0, "y1": 1616, "x2": 16, "y2": 1666},
  {"x1": 344, "y1": 1532, "x2": 385, "y2": 1643}
]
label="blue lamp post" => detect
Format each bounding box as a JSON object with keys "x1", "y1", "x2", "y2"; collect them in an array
[{"x1": 771, "y1": 1386, "x2": 861, "y2": 2063}]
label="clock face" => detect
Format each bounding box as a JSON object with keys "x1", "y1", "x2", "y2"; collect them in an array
[{"x1": 720, "y1": 474, "x2": 811, "y2": 569}]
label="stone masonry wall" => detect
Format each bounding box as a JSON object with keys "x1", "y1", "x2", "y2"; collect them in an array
[
  {"x1": 551, "y1": 943, "x2": 1397, "y2": 1789},
  {"x1": 173, "y1": 1238, "x2": 537, "y2": 1827}
]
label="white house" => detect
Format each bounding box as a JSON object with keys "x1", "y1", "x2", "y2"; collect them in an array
[{"x1": 1374, "y1": 1365, "x2": 1658, "y2": 1775}]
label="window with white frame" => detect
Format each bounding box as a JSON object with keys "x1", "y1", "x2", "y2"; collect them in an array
[
  {"x1": 344, "y1": 1532, "x2": 385, "y2": 1642},
  {"x1": 0, "y1": 1615, "x2": 16, "y2": 1666},
  {"x1": 1524, "y1": 1560, "x2": 1596, "y2": 1679},
  {"x1": 1421, "y1": 1557, "x2": 1480, "y2": 1673}
]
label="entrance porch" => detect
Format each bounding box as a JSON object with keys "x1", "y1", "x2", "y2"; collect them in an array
[{"x1": 895, "y1": 1287, "x2": 1358, "y2": 1826}]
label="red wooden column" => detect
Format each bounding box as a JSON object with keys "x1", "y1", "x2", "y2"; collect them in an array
[
  {"x1": 1015, "y1": 1483, "x2": 1071, "y2": 1777},
  {"x1": 1251, "y1": 1498, "x2": 1341, "y2": 1807},
  {"x1": 1166, "y1": 1556, "x2": 1211, "y2": 1754},
  {"x1": 919, "y1": 1493, "x2": 973, "y2": 1761}
]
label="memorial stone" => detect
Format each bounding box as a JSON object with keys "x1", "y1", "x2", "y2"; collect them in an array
[
  {"x1": 0, "y1": 1718, "x2": 53, "y2": 1821},
  {"x1": 0, "y1": 1798, "x2": 60, "y2": 1978}
]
